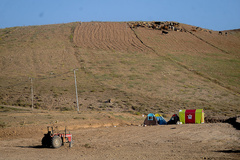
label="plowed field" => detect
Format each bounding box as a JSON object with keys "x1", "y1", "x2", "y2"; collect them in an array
[{"x1": 73, "y1": 22, "x2": 152, "y2": 52}]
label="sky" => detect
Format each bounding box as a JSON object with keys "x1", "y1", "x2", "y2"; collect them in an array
[{"x1": 0, "y1": 0, "x2": 240, "y2": 31}]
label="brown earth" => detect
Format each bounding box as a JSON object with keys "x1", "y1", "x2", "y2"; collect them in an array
[
  {"x1": 0, "y1": 21, "x2": 240, "y2": 159},
  {"x1": 0, "y1": 106, "x2": 239, "y2": 160},
  {"x1": 1, "y1": 124, "x2": 239, "y2": 160}
]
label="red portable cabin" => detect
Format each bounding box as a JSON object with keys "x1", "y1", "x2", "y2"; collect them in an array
[{"x1": 179, "y1": 109, "x2": 204, "y2": 124}]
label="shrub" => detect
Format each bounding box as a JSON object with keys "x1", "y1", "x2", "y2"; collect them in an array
[{"x1": 0, "y1": 121, "x2": 7, "y2": 128}]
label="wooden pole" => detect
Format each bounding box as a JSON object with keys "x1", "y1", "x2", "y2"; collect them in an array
[
  {"x1": 30, "y1": 77, "x2": 34, "y2": 110},
  {"x1": 74, "y1": 69, "x2": 79, "y2": 112}
]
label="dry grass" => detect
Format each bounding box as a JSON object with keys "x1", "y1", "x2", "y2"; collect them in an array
[{"x1": 0, "y1": 22, "x2": 239, "y2": 117}]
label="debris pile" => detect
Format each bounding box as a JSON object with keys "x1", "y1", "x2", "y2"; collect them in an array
[
  {"x1": 190, "y1": 26, "x2": 213, "y2": 34},
  {"x1": 128, "y1": 21, "x2": 184, "y2": 32},
  {"x1": 128, "y1": 21, "x2": 224, "y2": 36}
]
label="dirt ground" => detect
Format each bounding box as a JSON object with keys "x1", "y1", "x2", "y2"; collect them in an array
[{"x1": 0, "y1": 107, "x2": 239, "y2": 160}]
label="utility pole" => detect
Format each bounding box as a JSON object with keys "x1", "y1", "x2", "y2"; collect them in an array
[
  {"x1": 73, "y1": 69, "x2": 79, "y2": 113},
  {"x1": 29, "y1": 77, "x2": 34, "y2": 110}
]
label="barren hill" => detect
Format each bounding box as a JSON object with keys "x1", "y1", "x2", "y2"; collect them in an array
[{"x1": 0, "y1": 21, "x2": 240, "y2": 117}]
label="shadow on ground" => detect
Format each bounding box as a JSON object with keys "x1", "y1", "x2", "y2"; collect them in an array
[
  {"x1": 225, "y1": 116, "x2": 240, "y2": 130},
  {"x1": 17, "y1": 145, "x2": 46, "y2": 149},
  {"x1": 215, "y1": 150, "x2": 240, "y2": 154}
]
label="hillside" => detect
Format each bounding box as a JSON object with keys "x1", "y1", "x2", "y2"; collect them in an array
[{"x1": 0, "y1": 21, "x2": 240, "y2": 117}]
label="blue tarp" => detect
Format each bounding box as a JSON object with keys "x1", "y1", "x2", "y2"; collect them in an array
[{"x1": 155, "y1": 114, "x2": 167, "y2": 125}]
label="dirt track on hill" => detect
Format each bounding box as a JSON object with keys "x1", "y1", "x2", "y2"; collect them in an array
[{"x1": 0, "y1": 123, "x2": 239, "y2": 160}]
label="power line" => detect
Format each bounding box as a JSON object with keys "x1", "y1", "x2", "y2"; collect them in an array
[{"x1": 0, "y1": 70, "x2": 73, "y2": 89}]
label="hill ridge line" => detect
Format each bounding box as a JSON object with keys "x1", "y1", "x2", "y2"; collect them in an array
[{"x1": 128, "y1": 26, "x2": 240, "y2": 96}]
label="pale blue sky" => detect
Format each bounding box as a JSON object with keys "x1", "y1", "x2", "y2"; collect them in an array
[{"x1": 0, "y1": 0, "x2": 239, "y2": 31}]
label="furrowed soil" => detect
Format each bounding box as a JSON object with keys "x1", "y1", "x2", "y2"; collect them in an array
[{"x1": 0, "y1": 21, "x2": 240, "y2": 159}]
